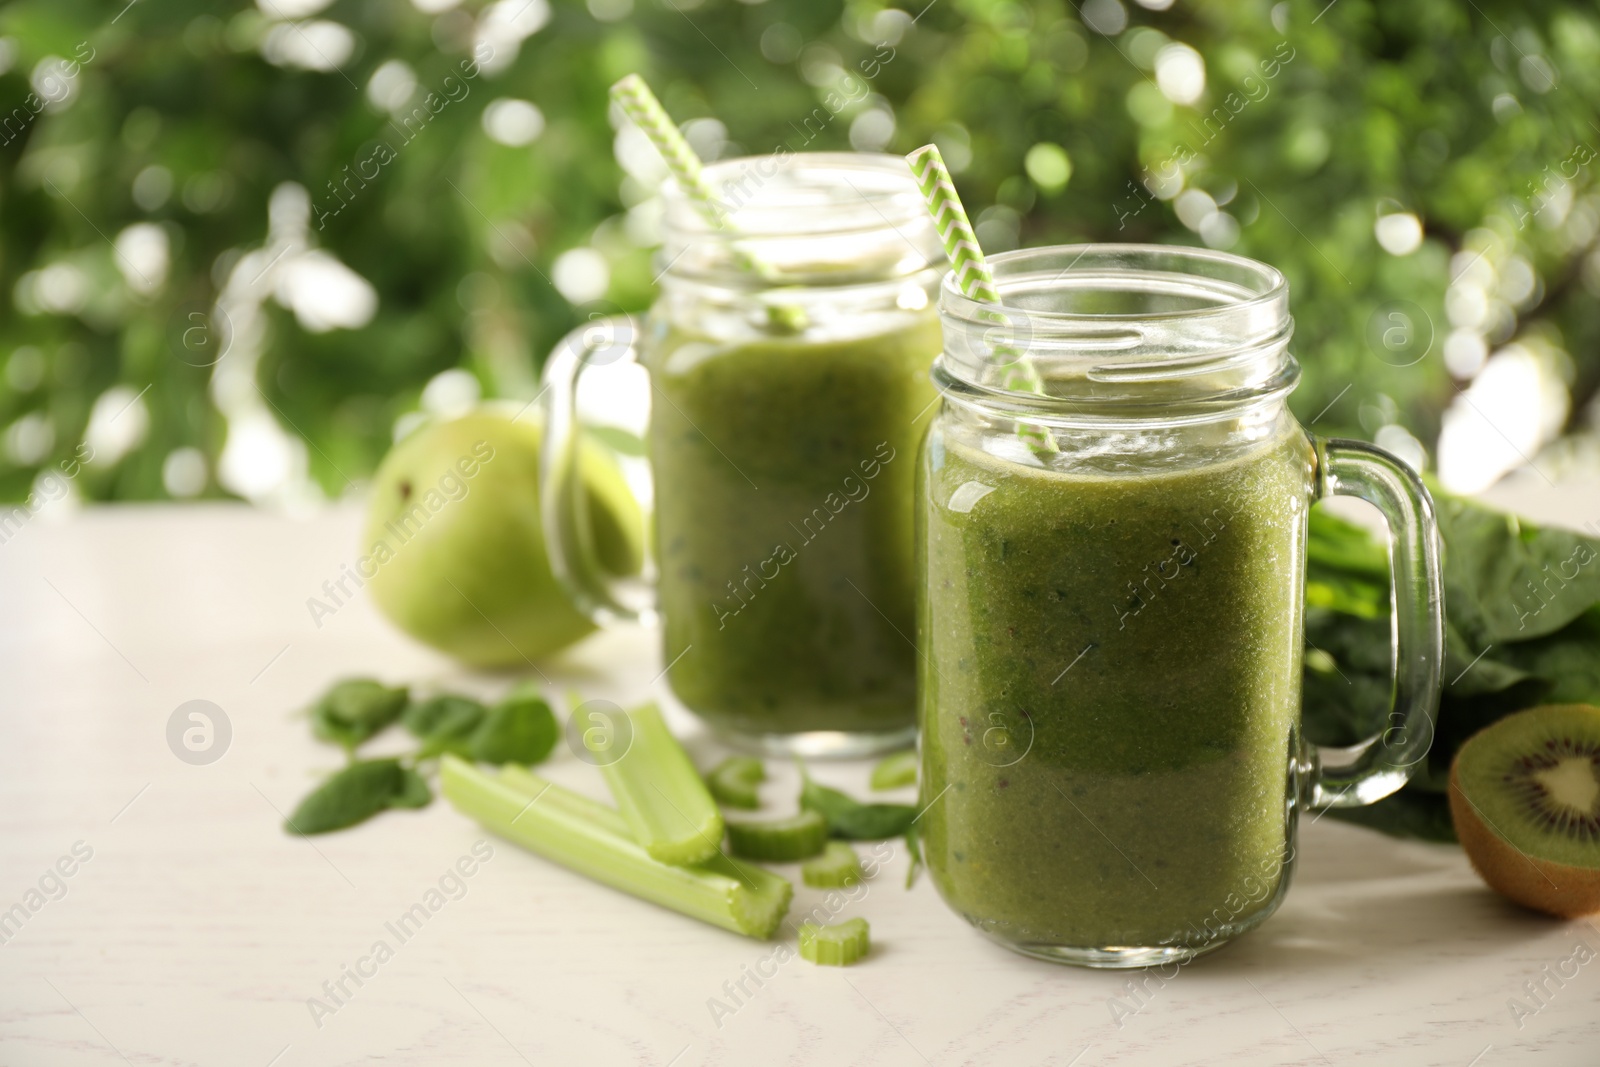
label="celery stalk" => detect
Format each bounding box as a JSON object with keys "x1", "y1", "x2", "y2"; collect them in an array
[
  {"x1": 442, "y1": 757, "x2": 791, "y2": 939},
  {"x1": 592, "y1": 702, "x2": 724, "y2": 865}
]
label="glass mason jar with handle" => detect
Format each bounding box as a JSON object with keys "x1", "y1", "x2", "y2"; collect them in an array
[
  {"x1": 918, "y1": 245, "x2": 1444, "y2": 967},
  {"x1": 543, "y1": 152, "x2": 946, "y2": 756}
]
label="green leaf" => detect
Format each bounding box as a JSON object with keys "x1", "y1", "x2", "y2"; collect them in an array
[
  {"x1": 403, "y1": 693, "x2": 487, "y2": 737},
  {"x1": 1443, "y1": 619, "x2": 1534, "y2": 697},
  {"x1": 391, "y1": 767, "x2": 434, "y2": 809},
  {"x1": 799, "y1": 771, "x2": 918, "y2": 840},
  {"x1": 1433, "y1": 494, "x2": 1600, "y2": 645},
  {"x1": 1307, "y1": 508, "x2": 1391, "y2": 581},
  {"x1": 284, "y1": 759, "x2": 428, "y2": 835},
  {"x1": 1324, "y1": 790, "x2": 1456, "y2": 844},
  {"x1": 1305, "y1": 577, "x2": 1389, "y2": 619},
  {"x1": 311, "y1": 705, "x2": 368, "y2": 750},
  {"x1": 405, "y1": 694, "x2": 489, "y2": 758},
  {"x1": 469, "y1": 687, "x2": 559, "y2": 766},
  {"x1": 1498, "y1": 606, "x2": 1600, "y2": 705},
  {"x1": 310, "y1": 679, "x2": 409, "y2": 750},
  {"x1": 1301, "y1": 607, "x2": 1392, "y2": 748},
  {"x1": 1305, "y1": 510, "x2": 1391, "y2": 619}
]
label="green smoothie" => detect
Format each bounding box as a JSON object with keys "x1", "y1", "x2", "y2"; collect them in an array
[
  {"x1": 647, "y1": 309, "x2": 941, "y2": 740},
  {"x1": 918, "y1": 420, "x2": 1315, "y2": 952}
]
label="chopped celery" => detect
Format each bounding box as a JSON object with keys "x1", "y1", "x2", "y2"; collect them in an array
[
  {"x1": 443, "y1": 757, "x2": 791, "y2": 939},
  {"x1": 799, "y1": 918, "x2": 870, "y2": 966},
  {"x1": 706, "y1": 756, "x2": 766, "y2": 810},
  {"x1": 869, "y1": 750, "x2": 918, "y2": 791},
  {"x1": 592, "y1": 702, "x2": 724, "y2": 866},
  {"x1": 801, "y1": 841, "x2": 863, "y2": 888},
  {"x1": 727, "y1": 809, "x2": 829, "y2": 862}
]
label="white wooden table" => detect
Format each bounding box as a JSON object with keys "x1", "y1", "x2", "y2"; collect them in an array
[{"x1": 1, "y1": 480, "x2": 1597, "y2": 1066}]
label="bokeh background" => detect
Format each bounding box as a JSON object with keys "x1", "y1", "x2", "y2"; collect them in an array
[{"x1": 1, "y1": 0, "x2": 1597, "y2": 508}]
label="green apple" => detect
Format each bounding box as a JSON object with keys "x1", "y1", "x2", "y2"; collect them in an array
[{"x1": 361, "y1": 404, "x2": 642, "y2": 667}]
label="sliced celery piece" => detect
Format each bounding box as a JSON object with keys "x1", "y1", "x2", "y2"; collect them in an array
[
  {"x1": 869, "y1": 750, "x2": 918, "y2": 791},
  {"x1": 801, "y1": 840, "x2": 863, "y2": 888},
  {"x1": 799, "y1": 918, "x2": 870, "y2": 966},
  {"x1": 727, "y1": 809, "x2": 829, "y2": 862},
  {"x1": 443, "y1": 757, "x2": 791, "y2": 939},
  {"x1": 706, "y1": 756, "x2": 766, "y2": 810},
  {"x1": 591, "y1": 702, "x2": 724, "y2": 866}
]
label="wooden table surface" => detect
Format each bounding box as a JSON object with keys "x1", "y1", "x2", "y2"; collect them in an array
[{"x1": 1, "y1": 482, "x2": 1597, "y2": 1066}]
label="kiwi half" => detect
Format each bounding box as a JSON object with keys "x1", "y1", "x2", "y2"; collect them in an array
[{"x1": 1448, "y1": 704, "x2": 1600, "y2": 918}]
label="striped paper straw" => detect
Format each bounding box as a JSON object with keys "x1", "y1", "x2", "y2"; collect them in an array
[
  {"x1": 906, "y1": 144, "x2": 1002, "y2": 305},
  {"x1": 906, "y1": 144, "x2": 1055, "y2": 452},
  {"x1": 609, "y1": 74, "x2": 794, "y2": 314},
  {"x1": 610, "y1": 74, "x2": 728, "y2": 233}
]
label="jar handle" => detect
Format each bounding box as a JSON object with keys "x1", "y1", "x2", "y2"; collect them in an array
[
  {"x1": 539, "y1": 314, "x2": 656, "y2": 627},
  {"x1": 1307, "y1": 437, "x2": 1445, "y2": 808}
]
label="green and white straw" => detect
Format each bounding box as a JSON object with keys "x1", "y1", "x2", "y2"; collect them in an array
[
  {"x1": 906, "y1": 144, "x2": 1004, "y2": 305},
  {"x1": 610, "y1": 74, "x2": 799, "y2": 328},
  {"x1": 906, "y1": 144, "x2": 1055, "y2": 454},
  {"x1": 610, "y1": 74, "x2": 729, "y2": 233}
]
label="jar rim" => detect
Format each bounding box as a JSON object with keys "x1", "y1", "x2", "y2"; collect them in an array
[
  {"x1": 657, "y1": 151, "x2": 943, "y2": 288},
  {"x1": 661, "y1": 151, "x2": 929, "y2": 237},
  {"x1": 939, "y1": 243, "x2": 1289, "y2": 327},
  {"x1": 934, "y1": 243, "x2": 1297, "y2": 416}
]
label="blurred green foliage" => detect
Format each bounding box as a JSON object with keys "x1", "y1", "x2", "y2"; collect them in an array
[{"x1": 0, "y1": 0, "x2": 1595, "y2": 502}]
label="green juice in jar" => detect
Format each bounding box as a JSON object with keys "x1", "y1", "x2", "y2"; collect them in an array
[
  {"x1": 648, "y1": 308, "x2": 941, "y2": 740},
  {"x1": 918, "y1": 424, "x2": 1314, "y2": 950}
]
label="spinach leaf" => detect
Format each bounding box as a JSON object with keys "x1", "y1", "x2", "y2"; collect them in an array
[
  {"x1": 405, "y1": 695, "x2": 488, "y2": 758},
  {"x1": 469, "y1": 687, "x2": 558, "y2": 766},
  {"x1": 391, "y1": 767, "x2": 434, "y2": 809},
  {"x1": 310, "y1": 679, "x2": 409, "y2": 750},
  {"x1": 1301, "y1": 608, "x2": 1391, "y2": 748},
  {"x1": 1443, "y1": 619, "x2": 1534, "y2": 697},
  {"x1": 1497, "y1": 605, "x2": 1600, "y2": 704},
  {"x1": 285, "y1": 759, "x2": 429, "y2": 835},
  {"x1": 403, "y1": 694, "x2": 486, "y2": 738},
  {"x1": 1434, "y1": 494, "x2": 1600, "y2": 644},
  {"x1": 1324, "y1": 790, "x2": 1456, "y2": 844},
  {"x1": 1307, "y1": 508, "x2": 1391, "y2": 582},
  {"x1": 799, "y1": 772, "x2": 918, "y2": 840},
  {"x1": 1300, "y1": 493, "x2": 1600, "y2": 844}
]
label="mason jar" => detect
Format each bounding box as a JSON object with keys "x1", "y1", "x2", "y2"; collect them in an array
[
  {"x1": 543, "y1": 152, "x2": 945, "y2": 756},
  {"x1": 917, "y1": 244, "x2": 1444, "y2": 967}
]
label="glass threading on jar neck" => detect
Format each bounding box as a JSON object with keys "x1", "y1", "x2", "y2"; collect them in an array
[{"x1": 934, "y1": 244, "x2": 1299, "y2": 428}]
